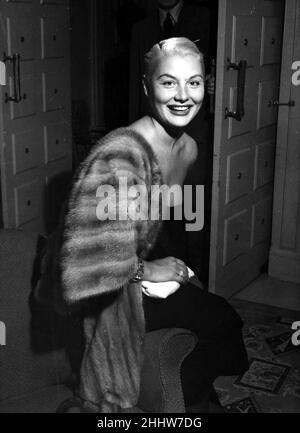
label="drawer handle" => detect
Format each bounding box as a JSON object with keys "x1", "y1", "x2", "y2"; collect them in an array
[
  {"x1": 3, "y1": 52, "x2": 22, "y2": 103},
  {"x1": 225, "y1": 59, "x2": 247, "y2": 121}
]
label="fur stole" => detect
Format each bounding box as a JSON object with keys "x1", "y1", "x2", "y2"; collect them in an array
[{"x1": 61, "y1": 128, "x2": 162, "y2": 411}]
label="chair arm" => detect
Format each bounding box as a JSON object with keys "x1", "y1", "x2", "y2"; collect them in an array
[{"x1": 137, "y1": 328, "x2": 198, "y2": 413}]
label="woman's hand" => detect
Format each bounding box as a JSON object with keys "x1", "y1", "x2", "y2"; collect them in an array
[{"x1": 143, "y1": 257, "x2": 189, "y2": 284}]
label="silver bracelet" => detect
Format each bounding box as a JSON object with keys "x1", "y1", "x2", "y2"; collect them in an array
[{"x1": 131, "y1": 258, "x2": 144, "y2": 283}]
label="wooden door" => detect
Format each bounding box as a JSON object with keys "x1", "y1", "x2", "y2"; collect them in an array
[
  {"x1": 0, "y1": 0, "x2": 72, "y2": 234},
  {"x1": 209, "y1": 0, "x2": 284, "y2": 297}
]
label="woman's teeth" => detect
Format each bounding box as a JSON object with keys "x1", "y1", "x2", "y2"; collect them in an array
[{"x1": 169, "y1": 106, "x2": 191, "y2": 112}]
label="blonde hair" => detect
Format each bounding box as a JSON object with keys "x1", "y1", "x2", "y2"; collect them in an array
[{"x1": 144, "y1": 37, "x2": 204, "y2": 79}]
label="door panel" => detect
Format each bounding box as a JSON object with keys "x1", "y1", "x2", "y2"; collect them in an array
[
  {"x1": 12, "y1": 129, "x2": 42, "y2": 175},
  {"x1": 232, "y1": 16, "x2": 261, "y2": 66},
  {"x1": 261, "y1": 17, "x2": 283, "y2": 65},
  {"x1": 257, "y1": 80, "x2": 279, "y2": 128},
  {"x1": 223, "y1": 209, "x2": 251, "y2": 265},
  {"x1": 15, "y1": 179, "x2": 43, "y2": 227},
  {"x1": 41, "y1": 12, "x2": 68, "y2": 59},
  {"x1": 44, "y1": 123, "x2": 69, "y2": 163},
  {"x1": 251, "y1": 196, "x2": 272, "y2": 247},
  {"x1": 7, "y1": 16, "x2": 35, "y2": 60},
  {"x1": 209, "y1": 0, "x2": 284, "y2": 296},
  {"x1": 42, "y1": 66, "x2": 67, "y2": 112},
  {"x1": 254, "y1": 141, "x2": 275, "y2": 190},
  {"x1": 226, "y1": 148, "x2": 252, "y2": 204}
]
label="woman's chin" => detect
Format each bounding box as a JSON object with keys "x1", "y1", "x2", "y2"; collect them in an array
[
  {"x1": 166, "y1": 115, "x2": 195, "y2": 129},
  {"x1": 152, "y1": 110, "x2": 197, "y2": 132},
  {"x1": 165, "y1": 106, "x2": 200, "y2": 129}
]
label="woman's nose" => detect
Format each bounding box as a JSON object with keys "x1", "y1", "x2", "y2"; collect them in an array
[{"x1": 174, "y1": 85, "x2": 188, "y2": 102}]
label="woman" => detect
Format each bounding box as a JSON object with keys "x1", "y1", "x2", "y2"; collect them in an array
[{"x1": 59, "y1": 38, "x2": 248, "y2": 412}]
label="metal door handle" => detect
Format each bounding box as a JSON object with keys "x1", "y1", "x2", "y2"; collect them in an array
[
  {"x1": 225, "y1": 60, "x2": 247, "y2": 121},
  {"x1": 3, "y1": 52, "x2": 21, "y2": 103},
  {"x1": 268, "y1": 100, "x2": 295, "y2": 107}
]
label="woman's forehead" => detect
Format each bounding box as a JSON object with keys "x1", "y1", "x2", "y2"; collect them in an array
[{"x1": 152, "y1": 54, "x2": 204, "y2": 78}]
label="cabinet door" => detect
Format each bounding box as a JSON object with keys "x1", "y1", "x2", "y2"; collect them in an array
[
  {"x1": 0, "y1": 0, "x2": 72, "y2": 233},
  {"x1": 209, "y1": 0, "x2": 284, "y2": 297}
]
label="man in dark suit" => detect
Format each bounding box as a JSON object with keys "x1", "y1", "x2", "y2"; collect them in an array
[{"x1": 129, "y1": 0, "x2": 215, "y2": 284}]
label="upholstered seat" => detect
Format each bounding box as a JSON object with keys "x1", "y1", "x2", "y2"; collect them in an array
[{"x1": 0, "y1": 229, "x2": 199, "y2": 413}]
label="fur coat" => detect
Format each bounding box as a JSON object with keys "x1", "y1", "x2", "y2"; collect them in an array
[{"x1": 60, "y1": 128, "x2": 163, "y2": 411}]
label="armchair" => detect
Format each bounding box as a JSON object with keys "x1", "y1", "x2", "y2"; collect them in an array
[{"x1": 0, "y1": 229, "x2": 198, "y2": 413}]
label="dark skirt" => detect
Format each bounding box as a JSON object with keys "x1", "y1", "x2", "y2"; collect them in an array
[{"x1": 143, "y1": 282, "x2": 249, "y2": 406}]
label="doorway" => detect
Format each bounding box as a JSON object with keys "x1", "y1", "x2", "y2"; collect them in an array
[{"x1": 209, "y1": 0, "x2": 286, "y2": 297}]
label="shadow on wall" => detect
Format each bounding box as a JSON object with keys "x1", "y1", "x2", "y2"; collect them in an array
[
  {"x1": 33, "y1": 174, "x2": 85, "y2": 378},
  {"x1": 103, "y1": 1, "x2": 145, "y2": 129},
  {"x1": 43, "y1": 171, "x2": 73, "y2": 235}
]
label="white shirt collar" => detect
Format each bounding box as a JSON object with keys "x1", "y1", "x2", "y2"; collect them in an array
[{"x1": 159, "y1": 0, "x2": 183, "y2": 27}]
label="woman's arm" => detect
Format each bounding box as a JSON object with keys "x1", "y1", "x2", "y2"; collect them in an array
[
  {"x1": 143, "y1": 257, "x2": 189, "y2": 284},
  {"x1": 61, "y1": 129, "x2": 191, "y2": 303},
  {"x1": 61, "y1": 129, "x2": 153, "y2": 304}
]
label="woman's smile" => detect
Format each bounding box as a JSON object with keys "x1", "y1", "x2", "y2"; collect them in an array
[{"x1": 167, "y1": 104, "x2": 193, "y2": 115}]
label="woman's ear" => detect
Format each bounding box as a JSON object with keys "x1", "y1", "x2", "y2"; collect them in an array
[{"x1": 142, "y1": 75, "x2": 149, "y2": 97}]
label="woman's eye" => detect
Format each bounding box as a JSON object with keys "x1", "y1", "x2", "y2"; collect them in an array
[
  {"x1": 161, "y1": 81, "x2": 176, "y2": 87},
  {"x1": 189, "y1": 81, "x2": 202, "y2": 87}
]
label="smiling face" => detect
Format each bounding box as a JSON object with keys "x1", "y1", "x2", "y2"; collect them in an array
[{"x1": 145, "y1": 54, "x2": 205, "y2": 130}]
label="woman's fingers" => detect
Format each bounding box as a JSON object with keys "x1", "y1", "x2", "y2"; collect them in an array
[
  {"x1": 159, "y1": 257, "x2": 189, "y2": 283},
  {"x1": 176, "y1": 265, "x2": 189, "y2": 283},
  {"x1": 170, "y1": 258, "x2": 189, "y2": 282},
  {"x1": 171, "y1": 270, "x2": 185, "y2": 284}
]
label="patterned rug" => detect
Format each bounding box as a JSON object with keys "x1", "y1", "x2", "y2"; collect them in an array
[{"x1": 214, "y1": 299, "x2": 300, "y2": 413}]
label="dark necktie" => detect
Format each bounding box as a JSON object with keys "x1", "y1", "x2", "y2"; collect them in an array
[{"x1": 163, "y1": 12, "x2": 174, "y2": 39}]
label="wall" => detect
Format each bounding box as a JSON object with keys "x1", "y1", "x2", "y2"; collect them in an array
[
  {"x1": 70, "y1": 0, "x2": 91, "y2": 151},
  {"x1": 269, "y1": 0, "x2": 300, "y2": 283}
]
